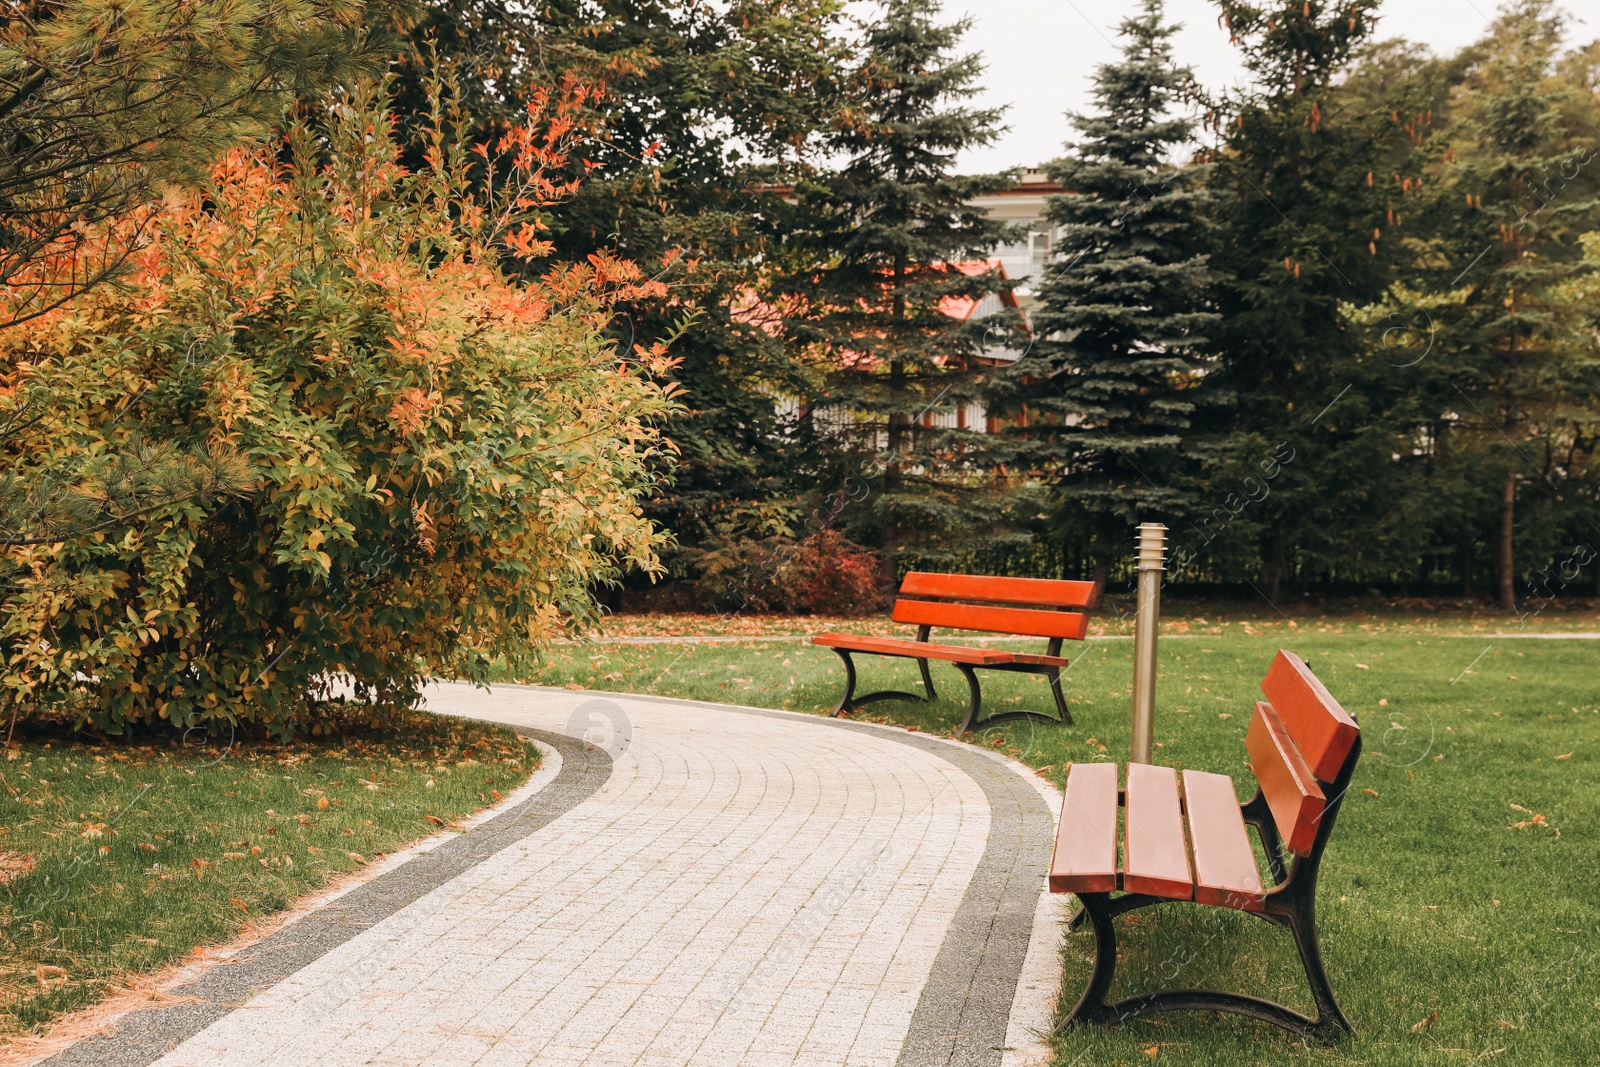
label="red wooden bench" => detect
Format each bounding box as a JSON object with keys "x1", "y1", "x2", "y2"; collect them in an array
[
  {"x1": 1050, "y1": 650, "x2": 1361, "y2": 1042},
  {"x1": 811, "y1": 571, "x2": 1101, "y2": 734}
]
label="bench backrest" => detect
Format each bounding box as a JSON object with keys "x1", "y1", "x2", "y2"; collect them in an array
[
  {"x1": 890, "y1": 571, "x2": 1102, "y2": 641},
  {"x1": 1246, "y1": 650, "x2": 1361, "y2": 857}
]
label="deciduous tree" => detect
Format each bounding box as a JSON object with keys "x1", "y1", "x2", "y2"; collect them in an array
[
  {"x1": 0, "y1": 80, "x2": 675, "y2": 732},
  {"x1": 0, "y1": 0, "x2": 408, "y2": 327}
]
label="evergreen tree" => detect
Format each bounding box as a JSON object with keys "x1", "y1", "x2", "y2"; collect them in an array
[
  {"x1": 1202, "y1": 0, "x2": 1425, "y2": 599},
  {"x1": 777, "y1": 0, "x2": 1021, "y2": 582},
  {"x1": 1417, "y1": 0, "x2": 1600, "y2": 609},
  {"x1": 1003, "y1": 0, "x2": 1218, "y2": 585}
]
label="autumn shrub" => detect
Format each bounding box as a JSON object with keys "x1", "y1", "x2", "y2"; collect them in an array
[
  {"x1": 0, "y1": 80, "x2": 677, "y2": 734},
  {"x1": 691, "y1": 528, "x2": 883, "y2": 615},
  {"x1": 691, "y1": 537, "x2": 790, "y2": 613},
  {"x1": 778, "y1": 528, "x2": 884, "y2": 615}
]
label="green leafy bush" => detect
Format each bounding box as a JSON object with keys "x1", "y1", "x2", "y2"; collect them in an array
[{"x1": 0, "y1": 80, "x2": 677, "y2": 734}]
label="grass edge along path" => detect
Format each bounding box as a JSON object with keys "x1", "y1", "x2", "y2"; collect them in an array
[
  {"x1": 513, "y1": 623, "x2": 1600, "y2": 1067},
  {"x1": 0, "y1": 713, "x2": 538, "y2": 1044}
]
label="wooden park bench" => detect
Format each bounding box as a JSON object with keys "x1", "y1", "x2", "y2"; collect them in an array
[
  {"x1": 1049, "y1": 650, "x2": 1361, "y2": 1042},
  {"x1": 811, "y1": 571, "x2": 1101, "y2": 734}
]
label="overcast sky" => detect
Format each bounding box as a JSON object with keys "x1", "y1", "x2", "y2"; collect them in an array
[{"x1": 955, "y1": 0, "x2": 1593, "y2": 173}]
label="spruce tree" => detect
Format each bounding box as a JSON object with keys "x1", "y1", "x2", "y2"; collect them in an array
[
  {"x1": 777, "y1": 0, "x2": 1021, "y2": 582},
  {"x1": 1003, "y1": 0, "x2": 1217, "y2": 585}
]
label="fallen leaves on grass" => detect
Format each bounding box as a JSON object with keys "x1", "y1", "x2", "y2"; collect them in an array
[
  {"x1": 0, "y1": 716, "x2": 536, "y2": 1042},
  {"x1": 423, "y1": 814, "x2": 447, "y2": 826},
  {"x1": 1411, "y1": 1011, "x2": 1438, "y2": 1033},
  {"x1": 1364, "y1": 788, "x2": 1380, "y2": 798},
  {"x1": 0, "y1": 851, "x2": 36, "y2": 884}
]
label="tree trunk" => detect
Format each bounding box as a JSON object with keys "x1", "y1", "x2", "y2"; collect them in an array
[
  {"x1": 1260, "y1": 538, "x2": 1284, "y2": 602},
  {"x1": 1497, "y1": 470, "x2": 1516, "y2": 613},
  {"x1": 878, "y1": 546, "x2": 897, "y2": 600},
  {"x1": 882, "y1": 247, "x2": 907, "y2": 594},
  {"x1": 882, "y1": 357, "x2": 904, "y2": 594}
]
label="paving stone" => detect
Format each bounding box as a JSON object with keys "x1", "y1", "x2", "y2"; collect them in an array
[{"x1": 42, "y1": 685, "x2": 1058, "y2": 1067}]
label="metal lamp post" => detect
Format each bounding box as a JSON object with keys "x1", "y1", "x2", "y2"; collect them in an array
[{"x1": 1130, "y1": 523, "x2": 1167, "y2": 765}]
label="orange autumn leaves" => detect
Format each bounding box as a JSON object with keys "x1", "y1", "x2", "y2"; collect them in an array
[{"x1": 0, "y1": 78, "x2": 679, "y2": 732}]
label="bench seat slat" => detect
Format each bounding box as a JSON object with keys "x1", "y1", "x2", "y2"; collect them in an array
[
  {"x1": 810, "y1": 633, "x2": 1015, "y2": 665},
  {"x1": 891, "y1": 599, "x2": 1090, "y2": 640},
  {"x1": 1123, "y1": 763, "x2": 1194, "y2": 900},
  {"x1": 1008, "y1": 651, "x2": 1072, "y2": 668},
  {"x1": 1247, "y1": 700, "x2": 1326, "y2": 857},
  {"x1": 900, "y1": 571, "x2": 1101, "y2": 609},
  {"x1": 1050, "y1": 762, "x2": 1120, "y2": 894},
  {"x1": 1182, "y1": 770, "x2": 1266, "y2": 910}
]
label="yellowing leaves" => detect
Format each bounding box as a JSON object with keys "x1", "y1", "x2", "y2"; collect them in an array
[{"x1": 1, "y1": 79, "x2": 675, "y2": 732}]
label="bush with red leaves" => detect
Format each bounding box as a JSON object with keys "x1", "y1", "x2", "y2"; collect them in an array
[{"x1": 691, "y1": 529, "x2": 885, "y2": 615}]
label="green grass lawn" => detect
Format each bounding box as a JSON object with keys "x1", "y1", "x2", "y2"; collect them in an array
[
  {"x1": 0, "y1": 714, "x2": 536, "y2": 1040},
  {"x1": 517, "y1": 616, "x2": 1600, "y2": 1065}
]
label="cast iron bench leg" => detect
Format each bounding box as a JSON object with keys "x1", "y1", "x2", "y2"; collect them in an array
[
  {"x1": 827, "y1": 647, "x2": 937, "y2": 718},
  {"x1": 1059, "y1": 891, "x2": 1353, "y2": 1043},
  {"x1": 1057, "y1": 892, "x2": 1121, "y2": 1028},
  {"x1": 1048, "y1": 664, "x2": 1072, "y2": 725},
  {"x1": 1289, "y1": 898, "x2": 1354, "y2": 1039},
  {"x1": 1066, "y1": 891, "x2": 1167, "y2": 931},
  {"x1": 955, "y1": 663, "x2": 984, "y2": 734},
  {"x1": 960, "y1": 663, "x2": 1075, "y2": 734},
  {"x1": 827, "y1": 648, "x2": 858, "y2": 717}
]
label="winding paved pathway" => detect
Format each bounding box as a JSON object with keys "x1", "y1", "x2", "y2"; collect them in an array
[{"x1": 41, "y1": 685, "x2": 1064, "y2": 1067}]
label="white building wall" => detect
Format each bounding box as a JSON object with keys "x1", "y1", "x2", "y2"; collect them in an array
[{"x1": 970, "y1": 167, "x2": 1062, "y2": 304}]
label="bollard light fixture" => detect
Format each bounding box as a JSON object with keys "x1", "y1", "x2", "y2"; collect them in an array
[{"x1": 1130, "y1": 522, "x2": 1166, "y2": 765}]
